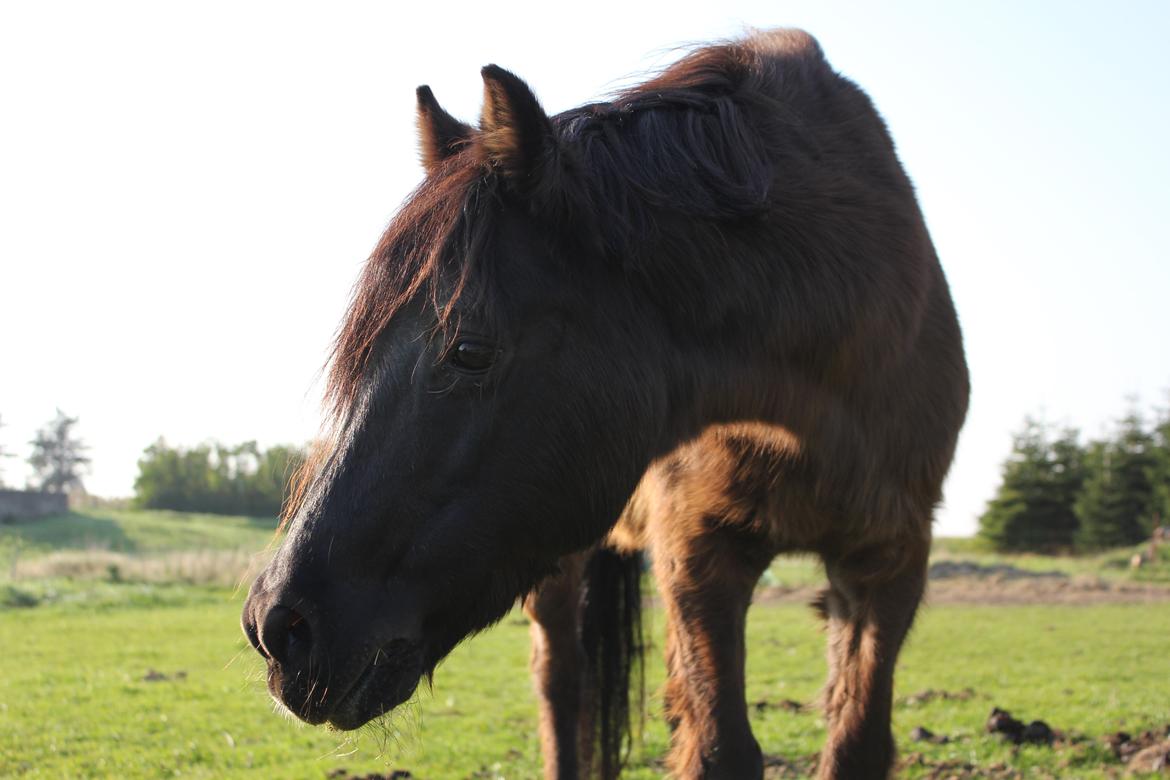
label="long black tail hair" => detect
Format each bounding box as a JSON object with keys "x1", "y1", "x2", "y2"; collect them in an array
[{"x1": 580, "y1": 546, "x2": 644, "y2": 779}]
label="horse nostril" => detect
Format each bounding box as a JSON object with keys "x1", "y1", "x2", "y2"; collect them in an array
[
  {"x1": 260, "y1": 604, "x2": 315, "y2": 667},
  {"x1": 287, "y1": 609, "x2": 313, "y2": 655},
  {"x1": 243, "y1": 613, "x2": 267, "y2": 658}
]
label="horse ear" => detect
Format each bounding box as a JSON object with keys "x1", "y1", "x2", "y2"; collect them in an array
[
  {"x1": 416, "y1": 85, "x2": 474, "y2": 174},
  {"x1": 479, "y1": 65, "x2": 555, "y2": 181}
]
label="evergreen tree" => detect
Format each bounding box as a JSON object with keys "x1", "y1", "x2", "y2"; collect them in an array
[
  {"x1": 1041, "y1": 426, "x2": 1086, "y2": 546},
  {"x1": 27, "y1": 409, "x2": 90, "y2": 494},
  {"x1": 978, "y1": 418, "x2": 1084, "y2": 551},
  {"x1": 1075, "y1": 410, "x2": 1157, "y2": 549},
  {"x1": 1145, "y1": 399, "x2": 1170, "y2": 529}
]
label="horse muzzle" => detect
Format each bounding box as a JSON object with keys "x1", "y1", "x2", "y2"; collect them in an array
[{"x1": 241, "y1": 575, "x2": 425, "y2": 729}]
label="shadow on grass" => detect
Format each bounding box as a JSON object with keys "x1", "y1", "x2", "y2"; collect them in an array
[{"x1": 0, "y1": 512, "x2": 137, "y2": 553}]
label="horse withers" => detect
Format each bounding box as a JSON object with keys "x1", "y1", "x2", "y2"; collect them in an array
[{"x1": 242, "y1": 28, "x2": 969, "y2": 779}]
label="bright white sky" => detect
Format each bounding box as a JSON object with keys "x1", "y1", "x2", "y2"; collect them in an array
[{"x1": 1, "y1": 1, "x2": 1167, "y2": 536}]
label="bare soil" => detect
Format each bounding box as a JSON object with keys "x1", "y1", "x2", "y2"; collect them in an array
[{"x1": 755, "y1": 562, "x2": 1170, "y2": 606}]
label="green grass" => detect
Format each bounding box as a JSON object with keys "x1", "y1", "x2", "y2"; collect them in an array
[
  {"x1": 1, "y1": 592, "x2": 1167, "y2": 778},
  {"x1": 0, "y1": 577, "x2": 234, "y2": 611},
  {"x1": 0, "y1": 591, "x2": 543, "y2": 779},
  {"x1": 0, "y1": 509, "x2": 279, "y2": 556},
  {"x1": 1, "y1": 511, "x2": 1167, "y2": 777},
  {"x1": 885, "y1": 604, "x2": 1170, "y2": 777},
  {"x1": 0, "y1": 510, "x2": 280, "y2": 605}
]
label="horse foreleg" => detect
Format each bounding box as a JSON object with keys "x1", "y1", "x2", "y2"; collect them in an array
[
  {"x1": 524, "y1": 552, "x2": 592, "y2": 780},
  {"x1": 816, "y1": 537, "x2": 929, "y2": 780},
  {"x1": 655, "y1": 528, "x2": 771, "y2": 779}
]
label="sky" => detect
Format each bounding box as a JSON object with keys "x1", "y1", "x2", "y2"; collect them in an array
[{"x1": 1, "y1": 1, "x2": 1167, "y2": 536}]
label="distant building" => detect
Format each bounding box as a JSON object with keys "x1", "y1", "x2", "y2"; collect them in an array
[{"x1": 0, "y1": 489, "x2": 67, "y2": 522}]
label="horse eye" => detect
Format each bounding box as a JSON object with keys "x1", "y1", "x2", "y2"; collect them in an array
[{"x1": 448, "y1": 340, "x2": 497, "y2": 372}]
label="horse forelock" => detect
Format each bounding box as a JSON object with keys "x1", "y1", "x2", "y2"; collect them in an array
[
  {"x1": 278, "y1": 154, "x2": 491, "y2": 527},
  {"x1": 325, "y1": 155, "x2": 487, "y2": 421}
]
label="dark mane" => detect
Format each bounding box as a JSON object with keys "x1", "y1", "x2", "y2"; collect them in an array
[
  {"x1": 554, "y1": 31, "x2": 830, "y2": 256},
  {"x1": 556, "y1": 40, "x2": 786, "y2": 252}
]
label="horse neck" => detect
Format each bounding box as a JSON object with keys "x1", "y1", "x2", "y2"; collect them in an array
[{"x1": 629, "y1": 234, "x2": 799, "y2": 440}]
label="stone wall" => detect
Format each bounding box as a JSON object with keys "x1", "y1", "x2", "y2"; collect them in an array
[{"x1": 0, "y1": 489, "x2": 68, "y2": 522}]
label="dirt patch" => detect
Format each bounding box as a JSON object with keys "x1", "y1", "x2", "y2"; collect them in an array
[
  {"x1": 762, "y1": 752, "x2": 819, "y2": 778},
  {"x1": 1107, "y1": 726, "x2": 1170, "y2": 773},
  {"x1": 1127, "y1": 740, "x2": 1170, "y2": 773},
  {"x1": 928, "y1": 560, "x2": 1066, "y2": 580},
  {"x1": 925, "y1": 576, "x2": 1170, "y2": 605},
  {"x1": 986, "y1": 707, "x2": 1056, "y2": 746},
  {"x1": 896, "y1": 754, "x2": 1025, "y2": 779},
  {"x1": 910, "y1": 725, "x2": 952, "y2": 744},
  {"x1": 900, "y1": 687, "x2": 981, "y2": 706},
  {"x1": 754, "y1": 577, "x2": 1170, "y2": 606},
  {"x1": 764, "y1": 749, "x2": 1051, "y2": 779},
  {"x1": 752, "y1": 698, "x2": 806, "y2": 714}
]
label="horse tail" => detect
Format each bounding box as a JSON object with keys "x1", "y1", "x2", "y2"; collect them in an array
[{"x1": 580, "y1": 546, "x2": 644, "y2": 780}]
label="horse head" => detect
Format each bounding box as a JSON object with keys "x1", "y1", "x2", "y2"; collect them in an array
[{"x1": 241, "y1": 66, "x2": 673, "y2": 729}]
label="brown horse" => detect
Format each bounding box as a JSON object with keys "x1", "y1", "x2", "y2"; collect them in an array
[{"x1": 242, "y1": 28, "x2": 968, "y2": 779}]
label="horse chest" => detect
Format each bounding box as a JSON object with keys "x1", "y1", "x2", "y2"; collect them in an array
[{"x1": 610, "y1": 422, "x2": 829, "y2": 559}]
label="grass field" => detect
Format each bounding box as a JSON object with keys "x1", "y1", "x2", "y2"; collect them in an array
[
  {"x1": 1, "y1": 511, "x2": 1168, "y2": 778},
  {"x1": 0, "y1": 509, "x2": 278, "y2": 554},
  {"x1": 0, "y1": 510, "x2": 277, "y2": 606}
]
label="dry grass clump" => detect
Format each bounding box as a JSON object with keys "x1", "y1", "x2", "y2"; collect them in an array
[{"x1": 11, "y1": 547, "x2": 272, "y2": 587}]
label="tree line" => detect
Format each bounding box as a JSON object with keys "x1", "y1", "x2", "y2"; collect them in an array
[
  {"x1": 10, "y1": 399, "x2": 1169, "y2": 536},
  {"x1": 979, "y1": 401, "x2": 1170, "y2": 552},
  {"x1": 0, "y1": 409, "x2": 305, "y2": 519},
  {"x1": 133, "y1": 439, "x2": 306, "y2": 518}
]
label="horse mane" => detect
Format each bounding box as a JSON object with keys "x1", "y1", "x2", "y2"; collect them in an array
[
  {"x1": 555, "y1": 36, "x2": 796, "y2": 252},
  {"x1": 284, "y1": 32, "x2": 824, "y2": 523}
]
